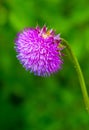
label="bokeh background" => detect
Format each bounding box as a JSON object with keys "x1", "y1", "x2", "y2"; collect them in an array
[{"x1": 0, "y1": 0, "x2": 89, "y2": 130}]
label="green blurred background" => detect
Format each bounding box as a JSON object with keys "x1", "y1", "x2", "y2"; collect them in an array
[{"x1": 0, "y1": 0, "x2": 89, "y2": 129}]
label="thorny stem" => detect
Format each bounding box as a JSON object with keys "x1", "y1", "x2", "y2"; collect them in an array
[{"x1": 61, "y1": 38, "x2": 89, "y2": 113}]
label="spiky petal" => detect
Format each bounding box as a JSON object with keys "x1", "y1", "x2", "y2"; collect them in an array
[{"x1": 15, "y1": 26, "x2": 63, "y2": 76}]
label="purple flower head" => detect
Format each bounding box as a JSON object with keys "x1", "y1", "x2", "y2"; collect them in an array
[{"x1": 15, "y1": 25, "x2": 63, "y2": 76}]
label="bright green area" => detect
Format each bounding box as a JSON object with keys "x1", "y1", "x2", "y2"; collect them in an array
[{"x1": 0, "y1": 0, "x2": 89, "y2": 130}]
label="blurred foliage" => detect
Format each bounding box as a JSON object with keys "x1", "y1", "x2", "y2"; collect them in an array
[{"x1": 0, "y1": 0, "x2": 89, "y2": 130}]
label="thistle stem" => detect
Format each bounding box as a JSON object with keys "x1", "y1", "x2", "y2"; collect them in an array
[{"x1": 61, "y1": 38, "x2": 89, "y2": 113}]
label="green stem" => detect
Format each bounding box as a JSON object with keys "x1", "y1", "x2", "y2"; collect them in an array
[{"x1": 61, "y1": 38, "x2": 89, "y2": 113}]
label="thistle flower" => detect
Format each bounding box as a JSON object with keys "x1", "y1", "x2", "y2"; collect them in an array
[{"x1": 15, "y1": 26, "x2": 63, "y2": 76}]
